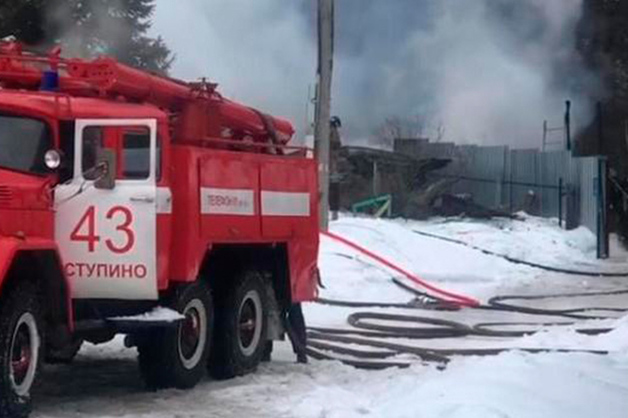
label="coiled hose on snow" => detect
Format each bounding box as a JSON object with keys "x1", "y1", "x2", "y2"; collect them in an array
[
  {"x1": 307, "y1": 287, "x2": 628, "y2": 370},
  {"x1": 307, "y1": 230, "x2": 628, "y2": 369}
]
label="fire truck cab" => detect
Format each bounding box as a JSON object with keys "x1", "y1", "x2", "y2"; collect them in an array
[{"x1": 0, "y1": 44, "x2": 319, "y2": 417}]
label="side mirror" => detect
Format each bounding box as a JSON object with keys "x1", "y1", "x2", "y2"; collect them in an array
[{"x1": 94, "y1": 148, "x2": 117, "y2": 190}]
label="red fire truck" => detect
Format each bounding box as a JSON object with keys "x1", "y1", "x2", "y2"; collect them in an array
[{"x1": 0, "y1": 43, "x2": 319, "y2": 417}]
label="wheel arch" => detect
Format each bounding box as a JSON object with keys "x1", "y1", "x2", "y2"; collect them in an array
[
  {"x1": 0, "y1": 242, "x2": 73, "y2": 339},
  {"x1": 198, "y1": 243, "x2": 291, "y2": 309}
]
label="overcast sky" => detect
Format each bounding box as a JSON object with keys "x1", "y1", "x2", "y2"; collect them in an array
[{"x1": 151, "y1": 0, "x2": 593, "y2": 148}]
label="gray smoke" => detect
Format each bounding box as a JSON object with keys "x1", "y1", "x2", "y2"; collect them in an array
[
  {"x1": 152, "y1": 0, "x2": 594, "y2": 148},
  {"x1": 151, "y1": 0, "x2": 315, "y2": 144},
  {"x1": 46, "y1": 0, "x2": 131, "y2": 59}
]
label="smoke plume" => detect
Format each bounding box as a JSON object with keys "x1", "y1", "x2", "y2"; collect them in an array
[
  {"x1": 46, "y1": 0, "x2": 131, "y2": 58},
  {"x1": 151, "y1": 0, "x2": 594, "y2": 148}
]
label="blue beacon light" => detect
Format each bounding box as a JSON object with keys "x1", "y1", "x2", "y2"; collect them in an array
[{"x1": 41, "y1": 69, "x2": 59, "y2": 91}]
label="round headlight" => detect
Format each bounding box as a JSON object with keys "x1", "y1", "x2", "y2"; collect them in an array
[{"x1": 44, "y1": 150, "x2": 62, "y2": 170}]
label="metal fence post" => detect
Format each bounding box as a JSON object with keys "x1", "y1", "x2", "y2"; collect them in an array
[
  {"x1": 558, "y1": 177, "x2": 563, "y2": 228},
  {"x1": 597, "y1": 158, "x2": 609, "y2": 258},
  {"x1": 565, "y1": 100, "x2": 571, "y2": 151},
  {"x1": 509, "y1": 151, "x2": 514, "y2": 212}
]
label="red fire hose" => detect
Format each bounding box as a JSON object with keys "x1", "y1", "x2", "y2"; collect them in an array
[{"x1": 321, "y1": 231, "x2": 481, "y2": 307}]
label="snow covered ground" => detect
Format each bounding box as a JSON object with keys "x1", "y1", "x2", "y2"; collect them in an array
[{"x1": 34, "y1": 215, "x2": 628, "y2": 418}]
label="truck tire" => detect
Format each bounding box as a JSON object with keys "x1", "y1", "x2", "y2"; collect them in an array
[
  {"x1": 209, "y1": 270, "x2": 268, "y2": 379},
  {"x1": 0, "y1": 282, "x2": 42, "y2": 418},
  {"x1": 137, "y1": 281, "x2": 213, "y2": 390}
]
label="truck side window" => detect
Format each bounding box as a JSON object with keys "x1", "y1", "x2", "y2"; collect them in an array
[
  {"x1": 0, "y1": 114, "x2": 52, "y2": 175},
  {"x1": 82, "y1": 126, "x2": 103, "y2": 180},
  {"x1": 121, "y1": 128, "x2": 151, "y2": 179}
]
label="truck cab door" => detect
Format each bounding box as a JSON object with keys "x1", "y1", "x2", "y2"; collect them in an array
[{"x1": 55, "y1": 119, "x2": 158, "y2": 300}]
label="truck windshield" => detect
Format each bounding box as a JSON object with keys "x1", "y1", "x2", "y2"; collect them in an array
[{"x1": 0, "y1": 114, "x2": 52, "y2": 175}]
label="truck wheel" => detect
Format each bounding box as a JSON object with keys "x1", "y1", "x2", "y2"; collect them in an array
[
  {"x1": 0, "y1": 283, "x2": 42, "y2": 418},
  {"x1": 210, "y1": 270, "x2": 268, "y2": 379},
  {"x1": 137, "y1": 281, "x2": 213, "y2": 390}
]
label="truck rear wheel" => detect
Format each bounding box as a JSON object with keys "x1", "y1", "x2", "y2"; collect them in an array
[
  {"x1": 0, "y1": 282, "x2": 42, "y2": 418},
  {"x1": 209, "y1": 270, "x2": 268, "y2": 379},
  {"x1": 137, "y1": 281, "x2": 213, "y2": 390}
]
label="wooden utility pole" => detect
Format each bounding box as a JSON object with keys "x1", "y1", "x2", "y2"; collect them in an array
[{"x1": 314, "y1": 0, "x2": 334, "y2": 230}]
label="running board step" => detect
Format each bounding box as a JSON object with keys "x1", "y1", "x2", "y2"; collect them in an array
[{"x1": 75, "y1": 308, "x2": 185, "y2": 334}]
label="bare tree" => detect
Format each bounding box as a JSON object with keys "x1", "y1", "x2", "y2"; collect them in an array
[
  {"x1": 434, "y1": 122, "x2": 446, "y2": 143},
  {"x1": 372, "y1": 114, "x2": 447, "y2": 149},
  {"x1": 372, "y1": 114, "x2": 427, "y2": 149}
]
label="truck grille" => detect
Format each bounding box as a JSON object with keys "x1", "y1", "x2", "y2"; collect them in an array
[{"x1": 0, "y1": 186, "x2": 13, "y2": 205}]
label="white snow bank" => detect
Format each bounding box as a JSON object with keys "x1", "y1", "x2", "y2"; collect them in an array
[
  {"x1": 518, "y1": 314, "x2": 628, "y2": 353},
  {"x1": 321, "y1": 216, "x2": 534, "y2": 302},
  {"x1": 275, "y1": 351, "x2": 628, "y2": 418},
  {"x1": 319, "y1": 215, "x2": 628, "y2": 302},
  {"x1": 406, "y1": 212, "x2": 628, "y2": 272}
]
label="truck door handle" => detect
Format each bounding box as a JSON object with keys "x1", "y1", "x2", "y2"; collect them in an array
[{"x1": 130, "y1": 195, "x2": 155, "y2": 203}]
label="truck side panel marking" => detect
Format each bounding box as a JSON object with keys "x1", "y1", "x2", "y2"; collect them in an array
[
  {"x1": 261, "y1": 191, "x2": 310, "y2": 217},
  {"x1": 200, "y1": 188, "x2": 255, "y2": 216},
  {"x1": 199, "y1": 188, "x2": 311, "y2": 218}
]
